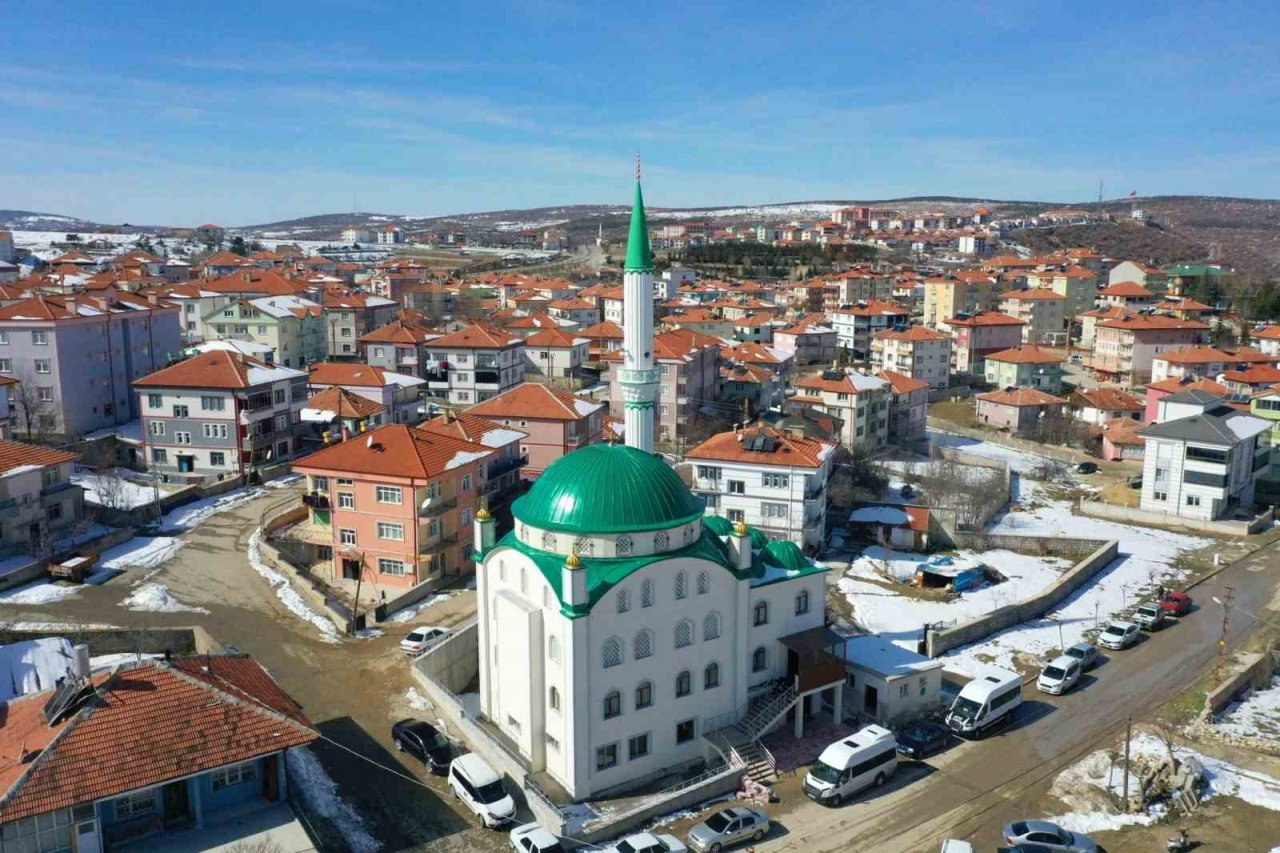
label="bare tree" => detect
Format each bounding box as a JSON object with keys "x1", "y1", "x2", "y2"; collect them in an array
[{"x1": 10, "y1": 372, "x2": 56, "y2": 441}]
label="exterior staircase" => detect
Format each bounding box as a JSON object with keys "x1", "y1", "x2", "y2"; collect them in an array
[
  {"x1": 733, "y1": 738, "x2": 775, "y2": 784},
  {"x1": 735, "y1": 684, "x2": 798, "y2": 742}
]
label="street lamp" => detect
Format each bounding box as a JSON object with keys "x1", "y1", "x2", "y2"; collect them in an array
[{"x1": 1048, "y1": 612, "x2": 1065, "y2": 651}]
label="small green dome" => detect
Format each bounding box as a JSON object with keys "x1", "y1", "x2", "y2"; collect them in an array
[
  {"x1": 748, "y1": 527, "x2": 769, "y2": 551},
  {"x1": 513, "y1": 444, "x2": 704, "y2": 534},
  {"x1": 764, "y1": 540, "x2": 807, "y2": 572},
  {"x1": 703, "y1": 516, "x2": 733, "y2": 536}
]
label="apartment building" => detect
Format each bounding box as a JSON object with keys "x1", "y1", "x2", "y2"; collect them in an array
[
  {"x1": 773, "y1": 318, "x2": 837, "y2": 365},
  {"x1": 922, "y1": 273, "x2": 1000, "y2": 328},
  {"x1": 827, "y1": 270, "x2": 894, "y2": 304},
  {"x1": 1108, "y1": 261, "x2": 1167, "y2": 294},
  {"x1": 1091, "y1": 314, "x2": 1211, "y2": 386},
  {"x1": 522, "y1": 328, "x2": 590, "y2": 385},
  {"x1": 418, "y1": 412, "x2": 527, "y2": 520},
  {"x1": 0, "y1": 440, "x2": 84, "y2": 557},
  {"x1": 292, "y1": 424, "x2": 492, "y2": 589},
  {"x1": 466, "y1": 383, "x2": 603, "y2": 477},
  {"x1": 983, "y1": 345, "x2": 1066, "y2": 393},
  {"x1": 134, "y1": 351, "x2": 309, "y2": 481},
  {"x1": 603, "y1": 328, "x2": 721, "y2": 445},
  {"x1": 1149, "y1": 346, "x2": 1234, "y2": 384},
  {"x1": 360, "y1": 317, "x2": 441, "y2": 378},
  {"x1": 308, "y1": 362, "x2": 425, "y2": 425},
  {"x1": 793, "y1": 368, "x2": 891, "y2": 451},
  {"x1": 323, "y1": 292, "x2": 398, "y2": 359},
  {"x1": 200, "y1": 295, "x2": 326, "y2": 368},
  {"x1": 1000, "y1": 288, "x2": 1067, "y2": 345},
  {"x1": 422, "y1": 323, "x2": 526, "y2": 405},
  {"x1": 1097, "y1": 281, "x2": 1156, "y2": 310},
  {"x1": 940, "y1": 311, "x2": 1026, "y2": 375},
  {"x1": 879, "y1": 370, "x2": 929, "y2": 445},
  {"x1": 0, "y1": 292, "x2": 181, "y2": 439},
  {"x1": 830, "y1": 300, "x2": 912, "y2": 360},
  {"x1": 870, "y1": 325, "x2": 952, "y2": 390},
  {"x1": 686, "y1": 425, "x2": 835, "y2": 550},
  {"x1": 1026, "y1": 265, "x2": 1097, "y2": 317},
  {"x1": 159, "y1": 283, "x2": 230, "y2": 343}
]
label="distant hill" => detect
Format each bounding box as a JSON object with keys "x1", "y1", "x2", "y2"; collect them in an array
[{"x1": 0, "y1": 210, "x2": 100, "y2": 231}]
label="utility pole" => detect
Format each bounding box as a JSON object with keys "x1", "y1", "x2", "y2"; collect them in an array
[
  {"x1": 1215, "y1": 586, "x2": 1235, "y2": 685},
  {"x1": 1122, "y1": 715, "x2": 1133, "y2": 812}
]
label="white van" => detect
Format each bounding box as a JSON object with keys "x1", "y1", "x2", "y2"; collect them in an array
[
  {"x1": 803, "y1": 724, "x2": 897, "y2": 806},
  {"x1": 945, "y1": 670, "x2": 1022, "y2": 737},
  {"x1": 448, "y1": 753, "x2": 516, "y2": 827}
]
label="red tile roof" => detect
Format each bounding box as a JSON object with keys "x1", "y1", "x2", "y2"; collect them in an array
[
  {"x1": 428, "y1": 323, "x2": 521, "y2": 349},
  {"x1": 465, "y1": 383, "x2": 599, "y2": 422},
  {"x1": 1146, "y1": 376, "x2": 1230, "y2": 395},
  {"x1": 133, "y1": 351, "x2": 298, "y2": 389},
  {"x1": 0, "y1": 657, "x2": 315, "y2": 824},
  {"x1": 577, "y1": 321, "x2": 624, "y2": 340},
  {"x1": 0, "y1": 440, "x2": 78, "y2": 475},
  {"x1": 976, "y1": 387, "x2": 1065, "y2": 407},
  {"x1": 873, "y1": 325, "x2": 949, "y2": 342},
  {"x1": 1098, "y1": 281, "x2": 1154, "y2": 297},
  {"x1": 358, "y1": 318, "x2": 438, "y2": 345},
  {"x1": 524, "y1": 328, "x2": 586, "y2": 347},
  {"x1": 293, "y1": 423, "x2": 491, "y2": 479},
  {"x1": 1097, "y1": 314, "x2": 1210, "y2": 331},
  {"x1": 944, "y1": 311, "x2": 1025, "y2": 327},
  {"x1": 1225, "y1": 346, "x2": 1280, "y2": 364},
  {"x1": 305, "y1": 386, "x2": 386, "y2": 419},
  {"x1": 1072, "y1": 387, "x2": 1144, "y2": 411},
  {"x1": 1001, "y1": 287, "x2": 1064, "y2": 302},
  {"x1": 985, "y1": 344, "x2": 1064, "y2": 365},
  {"x1": 309, "y1": 362, "x2": 396, "y2": 388},
  {"x1": 1155, "y1": 346, "x2": 1232, "y2": 364},
  {"x1": 832, "y1": 300, "x2": 911, "y2": 317},
  {"x1": 418, "y1": 412, "x2": 527, "y2": 445},
  {"x1": 686, "y1": 425, "x2": 832, "y2": 468},
  {"x1": 877, "y1": 370, "x2": 929, "y2": 394}
]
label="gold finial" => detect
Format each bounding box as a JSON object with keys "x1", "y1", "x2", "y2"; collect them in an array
[
  {"x1": 733, "y1": 520, "x2": 749, "y2": 536},
  {"x1": 565, "y1": 549, "x2": 582, "y2": 569},
  {"x1": 475, "y1": 496, "x2": 491, "y2": 521}
]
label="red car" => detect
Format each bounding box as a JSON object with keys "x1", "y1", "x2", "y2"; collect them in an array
[{"x1": 1161, "y1": 590, "x2": 1192, "y2": 616}]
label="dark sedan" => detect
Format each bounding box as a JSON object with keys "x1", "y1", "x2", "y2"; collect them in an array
[
  {"x1": 392, "y1": 718, "x2": 454, "y2": 774},
  {"x1": 895, "y1": 721, "x2": 950, "y2": 759}
]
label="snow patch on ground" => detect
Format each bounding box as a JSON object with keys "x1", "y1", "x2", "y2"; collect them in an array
[
  {"x1": 247, "y1": 528, "x2": 340, "y2": 643},
  {"x1": 99, "y1": 536, "x2": 183, "y2": 571},
  {"x1": 385, "y1": 593, "x2": 451, "y2": 624},
  {"x1": 1213, "y1": 672, "x2": 1280, "y2": 739},
  {"x1": 90, "y1": 652, "x2": 160, "y2": 671},
  {"x1": 163, "y1": 486, "x2": 264, "y2": 530},
  {"x1": 405, "y1": 687, "x2": 431, "y2": 711},
  {"x1": 927, "y1": 429, "x2": 1057, "y2": 474},
  {"x1": 119, "y1": 582, "x2": 208, "y2": 614},
  {"x1": 0, "y1": 580, "x2": 84, "y2": 605},
  {"x1": 286, "y1": 747, "x2": 381, "y2": 853},
  {"x1": 72, "y1": 468, "x2": 164, "y2": 508}
]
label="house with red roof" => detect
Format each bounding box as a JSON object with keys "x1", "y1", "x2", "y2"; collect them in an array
[
  {"x1": 1091, "y1": 314, "x2": 1211, "y2": 386},
  {"x1": 465, "y1": 383, "x2": 603, "y2": 477},
  {"x1": 0, "y1": 653, "x2": 317, "y2": 852},
  {"x1": 421, "y1": 323, "x2": 526, "y2": 406},
  {"x1": 975, "y1": 387, "x2": 1066, "y2": 432},
  {"x1": 879, "y1": 370, "x2": 929, "y2": 445},
  {"x1": 983, "y1": 344, "x2": 1066, "y2": 393},
  {"x1": 870, "y1": 325, "x2": 952, "y2": 390},
  {"x1": 308, "y1": 362, "x2": 426, "y2": 426},
  {"x1": 358, "y1": 316, "x2": 441, "y2": 379},
  {"x1": 522, "y1": 328, "x2": 589, "y2": 385},
  {"x1": 1150, "y1": 346, "x2": 1234, "y2": 384},
  {"x1": 772, "y1": 317, "x2": 837, "y2": 365},
  {"x1": 940, "y1": 311, "x2": 1026, "y2": 375},
  {"x1": 322, "y1": 291, "x2": 398, "y2": 359},
  {"x1": 1066, "y1": 387, "x2": 1145, "y2": 426},
  {"x1": 419, "y1": 412, "x2": 528, "y2": 519},
  {"x1": 793, "y1": 368, "x2": 892, "y2": 450},
  {"x1": 1098, "y1": 281, "x2": 1156, "y2": 310},
  {"x1": 0, "y1": 438, "x2": 83, "y2": 558},
  {"x1": 1000, "y1": 288, "x2": 1067, "y2": 346}
]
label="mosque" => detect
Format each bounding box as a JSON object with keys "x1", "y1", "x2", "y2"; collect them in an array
[{"x1": 470, "y1": 173, "x2": 842, "y2": 799}]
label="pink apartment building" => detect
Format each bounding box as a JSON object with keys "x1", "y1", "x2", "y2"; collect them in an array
[
  {"x1": 465, "y1": 382, "x2": 604, "y2": 477},
  {"x1": 941, "y1": 311, "x2": 1025, "y2": 374},
  {"x1": 1091, "y1": 315, "x2": 1210, "y2": 386}
]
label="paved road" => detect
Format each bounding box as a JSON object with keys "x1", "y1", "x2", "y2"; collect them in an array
[{"x1": 759, "y1": 533, "x2": 1280, "y2": 852}]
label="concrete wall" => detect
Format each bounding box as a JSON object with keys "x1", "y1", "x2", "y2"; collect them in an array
[
  {"x1": 259, "y1": 504, "x2": 348, "y2": 632},
  {"x1": 1203, "y1": 650, "x2": 1279, "y2": 718},
  {"x1": 1079, "y1": 500, "x2": 1274, "y2": 537},
  {"x1": 0, "y1": 625, "x2": 220, "y2": 655},
  {"x1": 950, "y1": 531, "x2": 1107, "y2": 560},
  {"x1": 576, "y1": 765, "x2": 746, "y2": 846},
  {"x1": 927, "y1": 539, "x2": 1119, "y2": 657}
]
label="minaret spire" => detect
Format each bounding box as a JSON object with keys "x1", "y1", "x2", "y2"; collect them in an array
[{"x1": 619, "y1": 162, "x2": 659, "y2": 452}]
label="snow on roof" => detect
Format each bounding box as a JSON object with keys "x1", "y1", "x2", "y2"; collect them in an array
[
  {"x1": 573, "y1": 398, "x2": 598, "y2": 416},
  {"x1": 0, "y1": 638, "x2": 75, "y2": 702},
  {"x1": 474, "y1": 427, "x2": 526, "y2": 448},
  {"x1": 245, "y1": 363, "x2": 306, "y2": 385},
  {"x1": 444, "y1": 449, "x2": 492, "y2": 471},
  {"x1": 842, "y1": 634, "x2": 941, "y2": 677},
  {"x1": 192, "y1": 339, "x2": 274, "y2": 357},
  {"x1": 849, "y1": 506, "x2": 911, "y2": 525},
  {"x1": 380, "y1": 370, "x2": 427, "y2": 389}
]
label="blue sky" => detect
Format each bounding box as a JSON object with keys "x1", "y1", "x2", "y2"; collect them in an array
[{"x1": 3, "y1": 0, "x2": 1278, "y2": 224}]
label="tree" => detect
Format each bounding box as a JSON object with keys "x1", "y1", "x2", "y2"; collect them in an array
[
  {"x1": 10, "y1": 373, "x2": 56, "y2": 441},
  {"x1": 229, "y1": 236, "x2": 249, "y2": 257},
  {"x1": 828, "y1": 444, "x2": 888, "y2": 508}
]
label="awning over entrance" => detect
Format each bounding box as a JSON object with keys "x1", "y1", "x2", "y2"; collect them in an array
[
  {"x1": 779, "y1": 626, "x2": 848, "y2": 694},
  {"x1": 778, "y1": 625, "x2": 848, "y2": 658}
]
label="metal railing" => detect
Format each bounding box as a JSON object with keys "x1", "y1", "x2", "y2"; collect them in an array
[{"x1": 591, "y1": 755, "x2": 745, "y2": 830}]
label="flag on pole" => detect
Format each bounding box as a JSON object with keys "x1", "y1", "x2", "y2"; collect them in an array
[{"x1": 1129, "y1": 191, "x2": 1137, "y2": 198}]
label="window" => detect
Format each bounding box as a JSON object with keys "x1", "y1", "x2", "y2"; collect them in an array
[
  {"x1": 0, "y1": 359, "x2": 9, "y2": 374},
  {"x1": 48, "y1": 502, "x2": 62, "y2": 521},
  {"x1": 1186, "y1": 495, "x2": 1202, "y2": 507},
  {"x1": 377, "y1": 522, "x2": 405, "y2": 541},
  {"x1": 548, "y1": 635, "x2": 561, "y2": 663},
  {"x1": 628, "y1": 733, "x2": 651, "y2": 760},
  {"x1": 763, "y1": 502, "x2": 787, "y2": 519},
  {"x1": 728, "y1": 480, "x2": 745, "y2": 494},
  {"x1": 337, "y1": 478, "x2": 353, "y2": 486},
  {"x1": 203, "y1": 423, "x2": 228, "y2": 438},
  {"x1": 675, "y1": 619, "x2": 693, "y2": 648},
  {"x1": 37, "y1": 386, "x2": 52, "y2": 402},
  {"x1": 602, "y1": 636, "x2": 623, "y2": 668},
  {"x1": 34, "y1": 359, "x2": 50, "y2": 374},
  {"x1": 635, "y1": 681, "x2": 653, "y2": 709},
  {"x1": 549, "y1": 686, "x2": 560, "y2": 711},
  {"x1": 654, "y1": 531, "x2": 669, "y2": 550},
  {"x1": 542, "y1": 530, "x2": 556, "y2": 549},
  {"x1": 339, "y1": 528, "x2": 356, "y2": 546},
  {"x1": 697, "y1": 571, "x2": 709, "y2": 594},
  {"x1": 634, "y1": 629, "x2": 653, "y2": 659},
  {"x1": 172, "y1": 404, "x2": 188, "y2": 418},
  {"x1": 704, "y1": 662, "x2": 720, "y2": 689},
  {"x1": 0, "y1": 331, "x2": 6, "y2": 344},
  {"x1": 114, "y1": 790, "x2": 157, "y2": 820},
  {"x1": 752, "y1": 646, "x2": 768, "y2": 672},
  {"x1": 703, "y1": 612, "x2": 721, "y2": 641},
  {"x1": 1154, "y1": 467, "x2": 1168, "y2": 483},
  {"x1": 674, "y1": 571, "x2": 687, "y2": 600},
  {"x1": 338, "y1": 492, "x2": 354, "y2": 509},
  {"x1": 174, "y1": 431, "x2": 191, "y2": 445},
  {"x1": 375, "y1": 485, "x2": 403, "y2": 504},
  {"x1": 899, "y1": 682, "x2": 909, "y2": 698},
  {"x1": 461, "y1": 473, "x2": 472, "y2": 492},
  {"x1": 147, "y1": 393, "x2": 162, "y2": 408},
  {"x1": 676, "y1": 719, "x2": 695, "y2": 743},
  {"x1": 212, "y1": 760, "x2": 258, "y2": 791},
  {"x1": 920, "y1": 677, "x2": 928, "y2": 696},
  {"x1": 616, "y1": 588, "x2": 631, "y2": 613},
  {"x1": 795, "y1": 590, "x2": 810, "y2": 615},
  {"x1": 574, "y1": 536, "x2": 594, "y2": 556},
  {"x1": 200, "y1": 395, "x2": 225, "y2": 411},
  {"x1": 763, "y1": 473, "x2": 789, "y2": 488},
  {"x1": 148, "y1": 421, "x2": 166, "y2": 436},
  {"x1": 641, "y1": 578, "x2": 653, "y2": 607},
  {"x1": 603, "y1": 690, "x2": 622, "y2": 719},
  {"x1": 596, "y1": 744, "x2": 618, "y2": 771},
  {"x1": 754, "y1": 601, "x2": 769, "y2": 626},
  {"x1": 675, "y1": 670, "x2": 692, "y2": 697},
  {"x1": 152, "y1": 448, "x2": 167, "y2": 463},
  {"x1": 274, "y1": 412, "x2": 289, "y2": 431},
  {"x1": 273, "y1": 388, "x2": 286, "y2": 405},
  {"x1": 31, "y1": 331, "x2": 47, "y2": 345},
  {"x1": 1153, "y1": 491, "x2": 1168, "y2": 502},
  {"x1": 697, "y1": 465, "x2": 721, "y2": 480},
  {"x1": 616, "y1": 534, "x2": 632, "y2": 556}
]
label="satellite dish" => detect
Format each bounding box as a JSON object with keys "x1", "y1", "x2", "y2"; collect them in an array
[{"x1": 366, "y1": 435, "x2": 374, "y2": 448}]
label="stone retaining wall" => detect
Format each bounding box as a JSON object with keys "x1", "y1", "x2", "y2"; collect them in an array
[
  {"x1": 1079, "y1": 500, "x2": 1274, "y2": 537},
  {"x1": 0, "y1": 625, "x2": 221, "y2": 655},
  {"x1": 258, "y1": 504, "x2": 348, "y2": 632}
]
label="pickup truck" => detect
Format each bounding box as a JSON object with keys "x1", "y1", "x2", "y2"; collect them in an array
[
  {"x1": 1161, "y1": 590, "x2": 1193, "y2": 616},
  {"x1": 1133, "y1": 602, "x2": 1168, "y2": 630}
]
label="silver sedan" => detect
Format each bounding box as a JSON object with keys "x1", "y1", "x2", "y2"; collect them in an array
[{"x1": 687, "y1": 806, "x2": 770, "y2": 852}]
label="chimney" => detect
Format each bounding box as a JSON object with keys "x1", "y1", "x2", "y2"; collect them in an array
[{"x1": 147, "y1": 291, "x2": 158, "y2": 306}]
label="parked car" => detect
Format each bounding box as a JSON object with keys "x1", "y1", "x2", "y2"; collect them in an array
[
  {"x1": 401, "y1": 626, "x2": 450, "y2": 655},
  {"x1": 1062, "y1": 642, "x2": 1099, "y2": 670},
  {"x1": 941, "y1": 842, "x2": 974, "y2": 853},
  {"x1": 1161, "y1": 590, "x2": 1193, "y2": 616},
  {"x1": 1098, "y1": 620, "x2": 1140, "y2": 650},
  {"x1": 1037, "y1": 655, "x2": 1082, "y2": 696},
  {"x1": 510, "y1": 822, "x2": 566, "y2": 853},
  {"x1": 391, "y1": 718, "x2": 453, "y2": 774},
  {"x1": 686, "y1": 806, "x2": 769, "y2": 851},
  {"x1": 601, "y1": 831, "x2": 688, "y2": 853},
  {"x1": 449, "y1": 753, "x2": 516, "y2": 828},
  {"x1": 1075, "y1": 461, "x2": 1099, "y2": 474},
  {"x1": 1002, "y1": 820, "x2": 1098, "y2": 852},
  {"x1": 1133, "y1": 602, "x2": 1168, "y2": 630},
  {"x1": 896, "y1": 722, "x2": 950, "y2": 759}
]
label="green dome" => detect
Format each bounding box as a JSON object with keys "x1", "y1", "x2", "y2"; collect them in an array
[
  {"x1": 703, "y1": 516, "x2": 733, "y2": 536},
  {"x1": 513, "y1": 444, "x2": 704, "y2": 534},
  {"x1": 748, "y1": 527, "x2": 769, "y2": 550},
  {"x1": 764, "y1": 540, "x2": 807, "y2": 572}
]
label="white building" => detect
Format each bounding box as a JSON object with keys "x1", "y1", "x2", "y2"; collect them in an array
[
  {"x1": 686, "y1": 425, "x2": 835, "y2": 551},
  {"x1": 376, "y1": 226, "x2": 404, "y2": 244},
  {"x1": 956, "y1": 234, "x2": 988, "y2": 255},
  {"x1": 793, "y1": 368, "x2": 892, "y2": 451},
  {"x1": 1139, "y1": 393, "x2": 1271, "y2": 520},
  {"x1": 473, "y1": 445, "x2": 833, "y2": 800},
  {"x1": 869, "y1": 326, "x2": 952, "y2": 390},
  {"x1": 341, "y1": 227, "x2": 374, "y2": 244},
  {"x1": 424, "y1": 323, "x2": 526, "y2": 406}
]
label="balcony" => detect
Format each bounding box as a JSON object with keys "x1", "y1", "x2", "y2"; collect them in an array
[
  {"x1": 302, "y1": 492, "x2": 330, "y2": 510},
  {"x1": 486, "y1": 455, "x2": 525, "y2": 479},
  {"x1": 475, "y1": 370, "x2": 501, "y2": 386},
  {"x1": 419, "y1": 532, "x2": 459, "y2": 556},
  {"x1": 418, "y1": 495, "x2": 458, "y2": 518}
]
